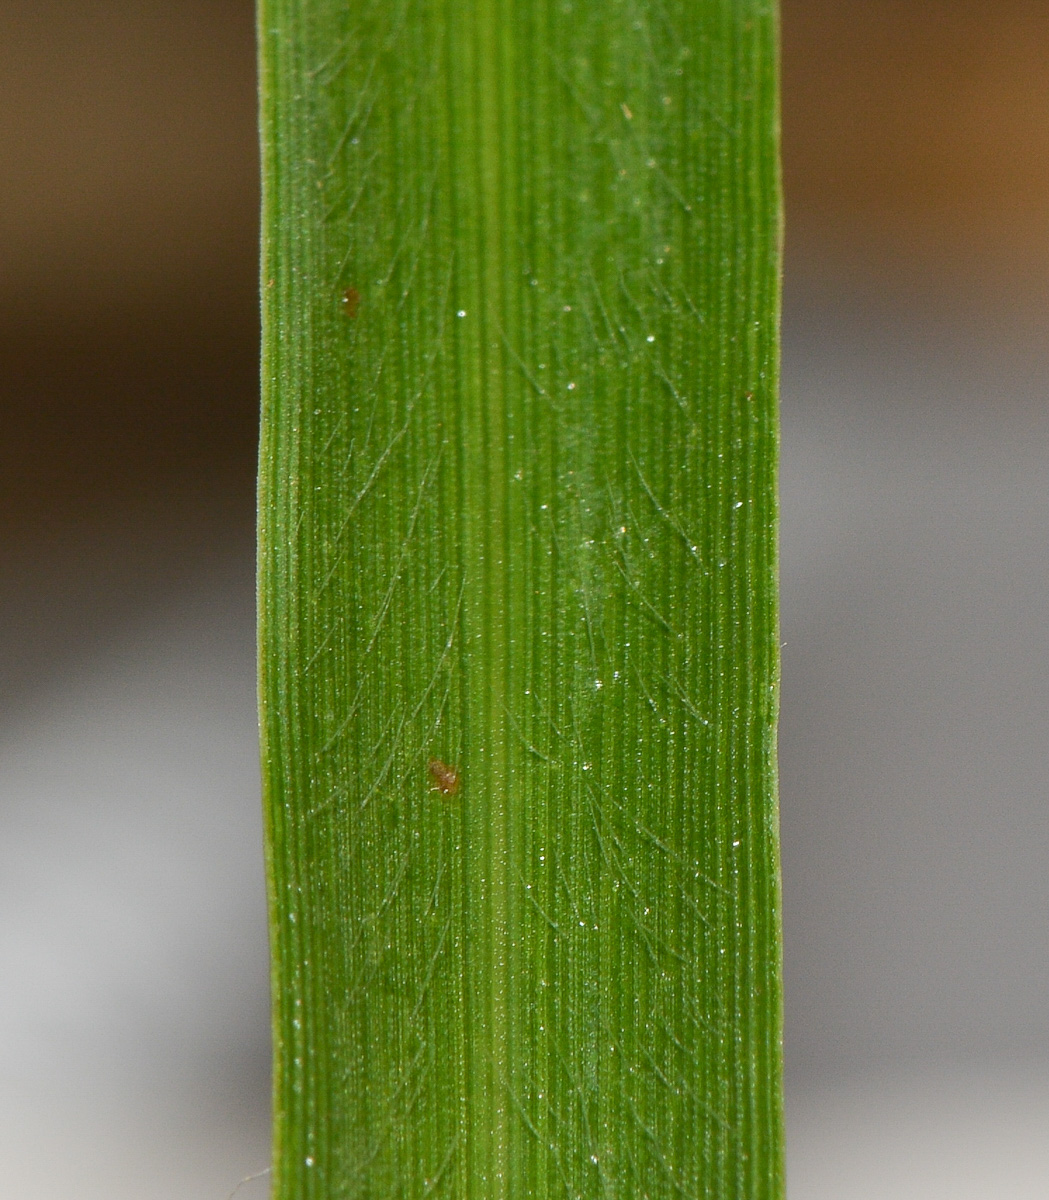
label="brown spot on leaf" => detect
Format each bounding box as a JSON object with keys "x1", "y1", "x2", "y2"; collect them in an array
[
  {"x1": 342, "y1": 286, "x2": 360, "y2": 318},
  {"x1": 427, "y1": 758, "x2": 460, "y2": 796}
]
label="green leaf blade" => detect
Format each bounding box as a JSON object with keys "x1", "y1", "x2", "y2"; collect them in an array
[{"x1": 258, "y1": 1, "x2": 782, "y2": 1196}]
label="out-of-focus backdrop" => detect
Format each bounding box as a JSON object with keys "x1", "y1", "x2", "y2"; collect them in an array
[{"x1": 2, "y1": 2, "x2": 1047, "y2": 1196}]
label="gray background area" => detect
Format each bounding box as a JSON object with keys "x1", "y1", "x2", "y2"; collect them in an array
[
  {"x1": 783, "y1": 307, "x2": 1049, "y2": 1080},
  {"x1": 2, "y1": 2, "x2": 1048, "y2": 1196},
  {"x1": 781, "y1": 303, "x2": 1049, "y2": 1196}
]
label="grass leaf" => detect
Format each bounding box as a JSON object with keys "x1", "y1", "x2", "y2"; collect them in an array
[{"x1": 258, "y1": 1, "x2": 783, "y2": 1195}]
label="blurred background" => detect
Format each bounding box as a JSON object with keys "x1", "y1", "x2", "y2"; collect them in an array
[{"x1": 1, "y1": 1, "x2": 1047, "y2": 1195}]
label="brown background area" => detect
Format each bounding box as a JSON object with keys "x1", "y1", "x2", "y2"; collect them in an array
[
  {"x1": 0, "y1": 0, "x2": 257, "y2": 528},
  {"x1": 785, "y1": 0, "x2": 1049, "y2": 300}
]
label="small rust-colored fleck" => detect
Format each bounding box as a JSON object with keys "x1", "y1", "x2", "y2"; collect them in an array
[
  {"x1": 427, "y1": 758, "x2": 460, "y2": 796},
  {"x1": 342, "y1": 286, "x2": 360, "y2": 318}
]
